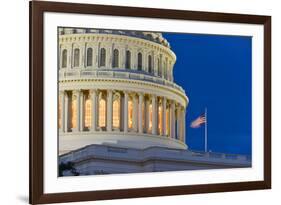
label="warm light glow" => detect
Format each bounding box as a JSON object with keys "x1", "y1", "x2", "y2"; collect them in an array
[
  {"x1": 85, "y1": 98, "x2": 91, "y2": 128},
  {"x1": 113, "y1": 98, "x2": 120, "y2": 128},
  {"x1": 166, "y1": 108, "x2": 169, "y2": 136},
  {"x1": 99, "y1": 98, "x2": 106, "y2": 127},
  {"x1": 71, "y1": 98, "x2": 77, "y2": 128},
  {"x1": 158, "y1": 105, "x2": 162, "y2": 134},
  {"x1": 128, "y1": 99, "x2": 133, "y2": 129},
  {"x1": 148, "y1": 103, "x2": 152, "y2": 132},
  {"x1": 142, "y1": 102, "x2": 145, "y2": 129},
  {"x1": 58, "y1": 98, "x2": 62, "y2": 129}
]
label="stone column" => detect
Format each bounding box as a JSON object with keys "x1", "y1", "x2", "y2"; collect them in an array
[
  {"x1": 90, "y1": 89, "x2": 97, "y2": 131},
  {"x1": 176, "y1": 105, "x2": 181, "y2": 140},
  {"x1": 79, "y1": 91, "x2": 85, "y2": 131},
  {"x1": 107, "y1": 90, "x2": 113, "y2": 131},
  {"x1": 162, "y1": 97, "x2": 167, "y2": 136},
  {"x1": 132, "y1": 93, "x2": 138, "y2": 132},
  {"x1": 145, "y1": 97, "x2": 150, "y2": 133},
  {"x1": 123, "y1": 91, "x2": 128, "y2": 133},
  {"x1": 152, "y1": 95, "x2": 157, "y2": 135},
  {"x1": 182, "y1": 108, "x2": 186, "y2": 143},
  {"x1": 73, "y1": 90, "x2": 81, "y2": 132},
  {"x1": 170, "y1": 101, "x2": 175, "y2": 138},
  {"x1": 59, "y1": 91, "x2": 65, "y2": 132},
  {"x1": 138, "y1": 93, "x2": 143, "y2": 133},
  {"x1": 64, "y1": 92, "x2": 69, "y2": 132}
]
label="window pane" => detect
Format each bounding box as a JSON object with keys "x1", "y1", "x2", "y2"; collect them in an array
[
  {"x1": 113, "y1": 98, "x2": 120, "y2": 128},
  {"x1": 87, "y1": 48, "x2": 93, "y2": 66},
  {"x1": 85, "y1": 98, "x2": 91, "y2": 128},
  {"x1": 126, "y1": 50, "x2": 131, "y2": 69},
  {"x1": 62, "y1": 49, "x2": 67, "y2": 68},
  {"x1": 113, "y1": 49, "x2": 119, "y2": 68},
  {"x1": 137, "y1": 53, "x2": 142, "y2": 71},
  {"x1": 99, "y1": 98, "x2": 106, "y2": 127},
  {"x1": 74, "y1": 48, "x2": 80, "y2": 67},
  {"x1": 100, "y1": 48, "x2": 106, "y2": 67}
]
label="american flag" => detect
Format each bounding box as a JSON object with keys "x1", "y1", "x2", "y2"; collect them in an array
[{"x1": 190, "y1": 113, "x2": 206, "y2": 128}]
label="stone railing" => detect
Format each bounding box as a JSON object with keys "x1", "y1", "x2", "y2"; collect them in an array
[
  {"x1": 59, "y1": 69, "x2": 185, "y2": 93},
  {"x1": 59, "y1": 144, "x2": 251, "y2": 166}
]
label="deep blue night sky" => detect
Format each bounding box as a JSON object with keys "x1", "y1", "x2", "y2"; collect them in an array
[{"x1": 163, "y1": 33, "x2": 252, "y2": 155}]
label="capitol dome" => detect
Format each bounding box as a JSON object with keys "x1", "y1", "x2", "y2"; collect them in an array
[{"x1": 58, "y1": 28, "x2": 189, "y2": 155}]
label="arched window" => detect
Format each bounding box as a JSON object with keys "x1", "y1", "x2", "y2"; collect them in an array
[
  {"x1": 148, "y1": 55, "x2": 152, "y2": 73},
  {"x1": 71, "y1": 97, "x2": 77, "y2": 129},
  {"x1": 125, "y1": 50, "x2": 131, "y2": 69},
  {"x1": 98, "y1": 96, "x2": 106, "y2": 128},
  {"x1": 84, "y1": 97, "x2": 91, "y2": 128},
  {"x1": 99, "y1": 48, "x2": 106, "y2": 67},
  {"x1": 128, "y1": 98, "x2": 133, "y2": 129},
  {"x1": 112, "y1": 49, "x2": 119, "y2": 68},
  {"x1": 86, "y1": 48, "x2": 93, "y2": 66},
  {"x1": 74, "y1": 48, "x2": 80, "y2": 67},
  {"x1": 112, "y1": 95, "x2": 120, "y2": 128},
  {"x1": 163, "y1": 59, "x2": 167, "y2": 79},
  {"x1": 137, "y1": 52, "x2": 142, "y2": 71},
  {"x1": 62, "y1": 49, "x2": 67, "y2": 68},
  {"x1": 158, "y1": 103, "x2": 162, "y2": 134},
  {"x1": 157, "y1": 58, "x2": 161, "y2": 76}
]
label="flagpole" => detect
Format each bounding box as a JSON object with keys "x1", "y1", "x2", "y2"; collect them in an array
[{"x1": 205, "y1": 107, "x2": 208, "y2": 152}]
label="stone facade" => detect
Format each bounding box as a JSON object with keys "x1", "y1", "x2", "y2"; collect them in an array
[{"x1": 58, "y1": 28, "x2": 188, "y2": 155}]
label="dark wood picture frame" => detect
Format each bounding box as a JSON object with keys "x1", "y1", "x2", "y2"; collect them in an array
[{"x1": 30, "y1": 1, "x2": 271, "y2": 204}]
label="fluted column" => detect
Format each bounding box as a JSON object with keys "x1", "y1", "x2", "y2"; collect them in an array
[
  {"x1": 170, "y1": 101, "x2": 175, "y2": 138},
  {"x1": 162, "y1": 97, "x2": 167, "y2": 136},
  {"x1": 73, "y1": 90, "x2": 81, "y2": 132},
  {"x1": 132, "y1": 93, "x2": 138, "y2": 132},
  {"x1": 79, "y1": 91, "x2": 85, "y2": 131},
  {"x1": 182, "y1": 108, "x2": 186, "y2": 143},
  {"x1": 107, "y1": 90, "x2": 113, "y2": 131},
  {"x1": 176, "y1": 106, "x2": 181, "y2": 140},
  {"x1": 152, "y1": 95, "x2": 157, "y2": 135},
  {"x1": 123, "y1": 91, "x2": 128, "y2": 133},
  {"x1": 90, "y1": 89, "x2": 97, "y2": 131},
  {"x1": 59, "y1": 91, "x2": 65, "y2": 132},
  {"x1": 145, "y1": 97, "x2": 150, "y2": 133},
  {"x1": 64, "y1": 92, "x2": 69, "y2": 132},
  {"x1": 138, "y1": 93, "x2": 143, "y2": 133}
]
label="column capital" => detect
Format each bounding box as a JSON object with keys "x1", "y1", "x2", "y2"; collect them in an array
[{"x1": 89, "y1": 89, "x2": 97, "y2": 95}]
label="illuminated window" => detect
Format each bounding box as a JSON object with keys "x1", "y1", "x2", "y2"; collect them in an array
[
  {"x1": 99, "y1": 97, "x2": 106, "y2": 128},
  {"x1": 148, "y1": 55, "x2": 152, "y2": 73},
  {"x1": 85, "y1": 97, "x2": 91, "y2": 128},
  {"x1": 128, "y1": 99, "x2": 133, "y2": 129},
  {"x1": 71, "y1": 97, "x2": 77, "y2": 129},
  {"x1": 158, "y1": 104, "x2": 162, "y2": 134},
  {"x1": 125, "y1": 50, "x2": 131, "y2": 69},
  {"x1": 113, "y1": 96, "x2": 120, "y2": 128},
  {"x1": 112, "y1": 49, "x2": 119, "y2": 68},
  {"x1": 148, "y1": 103, "x2": 152, "y2": 132},
  {"x1": 58, "y1": 97, "x2": 62, "y2": 129},
  {"x1": 137, "y1": 52, "x2": 142, "y2": 71},
  {"x1": 100, "y1": 48, "x2": 106, "y2": 67},
  {"x1": 62, "y1": 49, "x2": 67, "y2": 68},
  {"x1": 86, "y1": 48, "x2": 93, "y2": 66},
  {"x1": 166, "y1": 108, "x2": 170, "y2": 136},
  {"x1": 74, "y1": 48, "x2": 80, "y2": 67}
]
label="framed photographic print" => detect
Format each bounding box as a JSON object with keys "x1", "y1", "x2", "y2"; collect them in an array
[{"x1": 29, "y1": 0, "x2": 271, "y2": 204}]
